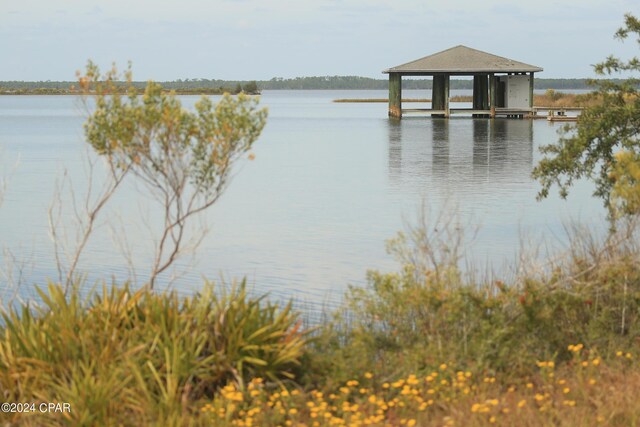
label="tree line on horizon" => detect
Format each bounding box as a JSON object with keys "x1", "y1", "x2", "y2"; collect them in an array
[{"x1": 0, "y1": 76, "x2": 628, "y2": 94}]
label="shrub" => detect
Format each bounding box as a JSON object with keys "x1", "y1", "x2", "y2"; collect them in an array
[
  {"x1": 0, "y1": 281, "x2": 307, "y2": 425},
  {"x1": 302, "y1": 214, "x2": 640, "y2": 385}
]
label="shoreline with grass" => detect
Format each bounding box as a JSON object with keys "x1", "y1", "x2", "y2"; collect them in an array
[
  {"x1": 2, "y1": 214, "x2": 639, "y2": 426},
  {"x1": 0, "y1": 88, "x2": 262, "y2": 96},
  {"x1": 334, "y1": 90, "x2": 599, "y2": 109}
]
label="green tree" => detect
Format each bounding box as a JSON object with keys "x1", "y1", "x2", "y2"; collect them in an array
[
  {"x1": 532, "y1": 13, "x2": 640, "y2": 218},
  {"x1": 243, "y1": 80, "x2": 260, "y2": 95},
  {"x1": 79, "y1": 62, "x2": 267, "y2": 288},
  {"x1": 610, "y1": 150, "x2": 640, "y2": 215}
]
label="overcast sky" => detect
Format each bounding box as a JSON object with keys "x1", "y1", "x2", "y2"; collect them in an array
[{"x1": 1, "y1": 0, "x2": 638, "y2": 81}]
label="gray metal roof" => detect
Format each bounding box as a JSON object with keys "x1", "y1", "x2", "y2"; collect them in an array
[{"x1": 383, "y1": 45, "x2": 543, "y2": 74}]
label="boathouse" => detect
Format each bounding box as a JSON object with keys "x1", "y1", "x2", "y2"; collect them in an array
[{"x1": 383, "y1": 45, "x2": 543, "y2": 118}]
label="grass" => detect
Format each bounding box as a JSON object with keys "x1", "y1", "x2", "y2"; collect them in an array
[
  {"x1": 533, "y1": 90, "x2": 600, "y2": 108},
  {"x1": 1, "y1": 215, "x2": 640, "y2": 425},
  {"x1": 333, "y1": 99, "x2": 431, "y2": 103},
  {"x1": 333, "y1": 90, "x2": 604, "y2": 109}
]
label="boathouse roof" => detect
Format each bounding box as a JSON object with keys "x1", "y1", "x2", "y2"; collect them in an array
[{"x1": 383, "y1": 45, "x2": 543, "y2": 75}]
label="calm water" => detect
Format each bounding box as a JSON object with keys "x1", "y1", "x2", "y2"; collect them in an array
[{"x1": 0, "y1": 90, "x2": 605, "y2": 308}]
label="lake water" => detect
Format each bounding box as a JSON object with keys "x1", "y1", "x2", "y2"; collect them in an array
[{"x1": 0, "y1": 90, "x2": 605, "y2": 310}]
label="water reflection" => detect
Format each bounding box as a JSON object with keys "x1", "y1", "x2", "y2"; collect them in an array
[
  {"x1": 387, "y1": 118, "x2": 534, "y2": 190},
  {"x1": 432, "y1": 119, "x2": 450, "y2": 176},
  {"x1": 472, "y1": 119, "x2": 490, "y2": 170},
  {"x1": 387, "y1": 119, "x2": 402, "y2": 184}
]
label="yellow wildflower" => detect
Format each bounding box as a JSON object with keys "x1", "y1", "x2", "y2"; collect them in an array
[{"x1": 392, "y1": 380, "x2": 405, "y2": 388}]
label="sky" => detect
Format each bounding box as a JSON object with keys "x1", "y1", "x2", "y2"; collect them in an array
[{"x1": 1, "y1": 0, "x2": 639, "y2": 81}]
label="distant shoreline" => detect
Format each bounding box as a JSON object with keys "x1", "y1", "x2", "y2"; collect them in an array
[
  {"x1": 0, "y1": 76, "x2": 615, "y2": 95},
  {"x1": 0, "y1": 90, "x2": 261, "y2": 96}
]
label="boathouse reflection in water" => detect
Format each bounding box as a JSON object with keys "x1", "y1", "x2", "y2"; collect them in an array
[{"x1": 387, "y1": 118, "x2": 534, "y2": 191}]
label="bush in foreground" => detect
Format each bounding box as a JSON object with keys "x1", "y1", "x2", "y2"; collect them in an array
[
  {"x1": 301, "y1": 216, "x2": 640, "y2": 388},
  {"x1": 0, "y1": 281, "x2": 306, "y2": 425}
]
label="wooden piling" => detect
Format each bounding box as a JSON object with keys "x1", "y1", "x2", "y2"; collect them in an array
[
  {"x1": 481, "y1": 76, "x2": 489, "y2": 111},
  {"x1": 444, "y1": 76, "x2": 450, "y2": 118},
  {"x1": 473, "y1": 75, "x2": 489, "y2": 117},
  {"x1": 473, "y1": 76, "x2": 481, "y2": 111},
  {"x1": 388, "y1": 73, "x2": 402, "y2": 118},
  {"x1": 489, "y1": 74, "x2": 496, "y2": 118},
  {"x1": 432, "y1": 75, "x2": 445, "y2": 118}
]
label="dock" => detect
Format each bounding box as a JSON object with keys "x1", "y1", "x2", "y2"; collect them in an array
[
  {"x1": 399, "y1": 106, "x2": 582, "y2": 120},
  {"x1": 384, "y1": 46, "x2": 543, "y2": 119}
]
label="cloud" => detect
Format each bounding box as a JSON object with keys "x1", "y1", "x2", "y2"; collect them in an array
[{"x1": 1, "y1": 0, "x2": 638, "y2": 80}]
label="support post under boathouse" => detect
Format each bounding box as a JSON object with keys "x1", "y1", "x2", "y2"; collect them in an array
[{"x1": 384, "y1": 45, "x2": 543, "y2": 119}]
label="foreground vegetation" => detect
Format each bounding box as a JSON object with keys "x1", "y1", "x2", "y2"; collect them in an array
[{"x1": 1, "y1": 214, "x2": 640, "y2": 426}]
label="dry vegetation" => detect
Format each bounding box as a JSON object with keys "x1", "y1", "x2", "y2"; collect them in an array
[
  {"x1": 333, "y1": 99, "x2": 431, "y2": 103},
  {"x1": 334, "y1": 90, "x2": 607, "y2": 109},
  {"x1": 533, "y1": 90, "x2": 602, "y2": 108}
]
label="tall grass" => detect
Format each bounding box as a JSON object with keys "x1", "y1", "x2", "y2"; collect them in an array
[
  {"x1": 301, "y1": 214, "x2": 640, "y2": 386},
  {"x1": 332, "y1": 91, "x2": 603, "y2": 108},
  {"x1": 533, "y1": 90, "x2": 601, "y2": 108}
]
